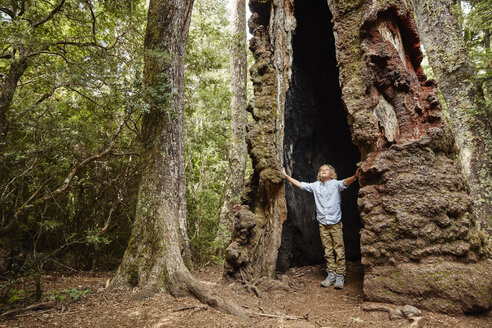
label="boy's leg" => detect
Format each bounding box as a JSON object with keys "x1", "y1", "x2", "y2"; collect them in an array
[
  {"x1": 319, "y1": 223, "x2": 336, "y2": 274},
  {"x1": 331, "y1": 221, "x2": 346, "y2": 276}
]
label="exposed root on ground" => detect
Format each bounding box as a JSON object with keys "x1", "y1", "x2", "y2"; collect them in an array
[
  {"x1": 362, "y1": 303, "x2": 424, "y2": 326},
  {"x1": 182, "y1": 272, "x2": 250, "y2": 322},
  {"x1": 1, "y1": 301, "x2": 56, "y2": 318}
]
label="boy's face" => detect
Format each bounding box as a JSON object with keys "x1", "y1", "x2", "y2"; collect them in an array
[{"x1": 319, "y1": 167, "x2": 333, "y2": 180}]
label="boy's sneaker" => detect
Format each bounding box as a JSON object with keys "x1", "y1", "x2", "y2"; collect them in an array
[
  {"x1": 321, "y1": 271, "x2": 336, "y2": 287},
  {"x1": 334, "y1": 274, "x2": 344, "y2": 289}
]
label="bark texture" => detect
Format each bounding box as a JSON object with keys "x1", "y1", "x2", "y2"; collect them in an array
[
  {"x1": 224, "y1": 0, "x2": 295, "y2": 280},
  {"x1": 330, "y1": 0, "x2": 491, "y2": 314},
  {"x1": 215, "y1": 0, "x2": 248, "y2": 251},
  {"x1": 226, "y1": 0, "x2": 491, "y2": 314},
  {"x1": 414, "y1": 0, "x2": 492, "y2": 233},
  {"x1": 0, "y1": 55, "x2": 29, "y2": 146},
  {"x1": 110, "y1": 0, "x2": 194, "y2": 292}
]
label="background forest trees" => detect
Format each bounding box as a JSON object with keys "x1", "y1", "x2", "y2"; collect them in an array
[{"x1": 0, "y1": 0, "x2": 488, "y2": 310}]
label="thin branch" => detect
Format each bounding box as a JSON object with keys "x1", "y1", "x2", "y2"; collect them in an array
[
  {"x1": 96, "y1": 193, "x2": 120, "y2": 237},
  {"x1": 18, "y1": 74, "x2": 50, "y2": 87},
  {"x1": 87, "y1": 0, "x2": 99, "y2": 47},
  {"x1": 32, "y1": 0, "x2": 66, "y2": 29},
  {"x1": 18, "y1": 0, "x2": 26, "y2": 17},
  {"x1": 21, "y1": 176, "x2": 55, "y2": 206},
  {"x1": 1, "y1": 160, "x2": 37, "y2": 201},
  {"x1": 66, "y1": 86, "x2": 101, "y2": 106},
  {"x1": 0, "y1": 7, "x2": 14, "y2": 19},
  {"x1": 26, "y1": 50, "x2": 70, "y2": 63},
  {"x1": 249, "y1": 312, "x2": 306, "y2": 320},
  {"x1": 56, "y1": 41, "x2": 99, "y2": 47},
  {"x1": 17, "y1": 83, "x2": 67, "y2": 118}
]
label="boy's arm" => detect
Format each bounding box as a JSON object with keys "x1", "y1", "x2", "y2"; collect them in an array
[
  {"x1": 343, "y1": 168, "x2": 360, "y2": 186},
  {"x1": 282, "y1": 168, "x2": 302, "y2": 189}
]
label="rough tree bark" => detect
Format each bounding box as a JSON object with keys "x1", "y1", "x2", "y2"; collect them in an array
[
  {"x1": 414, "y1": 0, "x2": 492, "y2": 233},
  {"x1": 215, "y1": 0, "x2": 248, "y2": 252},
  {"x1": 225, "y1": 0, "x2": 491, "y2": 314},
  {"x1": 223, "y1": 0, "x2": 294, "y2": 280},
  {"x1": 110, "y1": 0, "x2": 247, "y2": 319},
  {"x1": 0, "y1": 58, "x2": 28, "y2": 145},
  {"x1": 110, "y1": 0, "x2": 193, "y2": 291}
]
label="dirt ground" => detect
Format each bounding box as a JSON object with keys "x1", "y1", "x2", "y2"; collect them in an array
[{"x1": 2, "y1": 262, "x2": 490, "y2": 328}]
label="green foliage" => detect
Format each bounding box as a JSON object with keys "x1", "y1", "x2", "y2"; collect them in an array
[
  {"x1": 0, "y1": 0, "x2": 250, "y2": 275},
  {"x1": 455, "y1": 1, "x2": 492, "y2": 101},
  {"x1": 7, "y1": 288, "x2": 24, "y2": 305},
  {"x1": 47, "y1": 287, "x2": 91, "y2": 302},
  {"x1": 0, "y1": 0, "x2": 146, "y2": 271},
  {"x1": 184, "y1": 0, "x2": 232, "y2": 265}
]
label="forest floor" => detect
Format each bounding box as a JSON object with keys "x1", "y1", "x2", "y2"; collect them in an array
[{"x1": 2, "y1": 262, "x2": 491, "y2": 328}]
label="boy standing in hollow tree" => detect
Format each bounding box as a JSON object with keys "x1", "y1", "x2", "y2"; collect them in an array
[{"x1": 282, "y1": 165, "x2": 359, "y2": 289}]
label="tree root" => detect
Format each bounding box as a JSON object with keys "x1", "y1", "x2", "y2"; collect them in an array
[
  {"x1": 362, "y1": 303, "x2": 422, "y2": 324},
  {"x1": 249, "y1": 311, "x2": 306, "y2": 320},
  {"x1": 181, "y1": 272, "x2": 250, "y2": 323}
]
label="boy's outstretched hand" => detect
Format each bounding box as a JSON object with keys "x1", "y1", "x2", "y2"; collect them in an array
[{"x1": 282, "y1": 168, "x2": 302, "y2": 188}]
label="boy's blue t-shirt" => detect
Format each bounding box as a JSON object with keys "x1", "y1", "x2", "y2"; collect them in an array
[{"x1": 301, "y1": 179, "x2": 347, "y2": 225}]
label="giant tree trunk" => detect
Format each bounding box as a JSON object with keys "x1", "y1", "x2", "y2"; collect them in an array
[
  {"x1": 215, "y1": 0, "x2": 248, "y2": 251},
  {"x1": 414, "y1": 0, "x2": 492, "y2": 234},
  {"x1": 224, "y1": 0, "x2": 294, "y2": 280},
  {"x1": 110, "y1": 2, "x2": 247, "y2": 319},
  {"x1": 225, "y1": 0, "x2": 491, "y2": 314},
  {"x1": 110, "y1": 0, "x2": 194, "y2": 292}
]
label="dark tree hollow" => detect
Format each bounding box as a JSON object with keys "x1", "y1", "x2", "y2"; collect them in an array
[{"x1": 278, "y1": 0, "x2": 361, "y2": 271}]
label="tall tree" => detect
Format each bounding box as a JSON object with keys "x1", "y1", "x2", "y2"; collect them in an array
[
  {"x1": 110, "y1": 0, "x2": 194, "y2": 292},
  {"x1": 215, "y1": 0, "x2": 248, "y2": 251},
  {"x1": 414, "y1": 0, "x2": 492, "y2": 232},
  {"x1": 110, "y1": 0, "x2": 247, "y2": 318}
]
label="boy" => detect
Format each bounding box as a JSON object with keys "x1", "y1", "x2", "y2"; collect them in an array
[{"x1": 281, "y1": 165, "x2": 359, "y2": 289}]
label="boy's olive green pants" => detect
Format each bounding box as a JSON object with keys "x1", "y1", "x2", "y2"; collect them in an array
[{"x1": 319, "y1": 221, "x2": 346, "y2": 276}]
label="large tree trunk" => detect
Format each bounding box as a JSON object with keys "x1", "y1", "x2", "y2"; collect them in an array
[
  {"x1": 110, "y1": 0, "x2": 194, "y2": 292},
  {"x1": 215, "y1": 0, "x2": 248, "y2": 251},
  {"x1": 110, "y1": 1, "x2": 247, "y2": 319},
  {"x1": 414, "y1": 0, "x2": 492, "y2": 233},
  {"x1": 224, "y1": 0, "x2": 294, "y2": 280},
  {"x1": 225, "y1": 0, "x2": 491, "y2": 314}
]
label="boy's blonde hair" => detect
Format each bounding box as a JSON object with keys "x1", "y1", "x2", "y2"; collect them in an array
[{"x1": 317, "y1": 164, "x2": 337, "y2": 180}]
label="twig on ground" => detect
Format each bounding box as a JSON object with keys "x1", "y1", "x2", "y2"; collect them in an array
[
  {"x1": 173, "y1": 306, "x2": 208, "y2": 312},
  {"x1": 249, "y1": 311, "x2": 306, "y2": 320},
  {"x1": 1, "y1": 301, "x2": 57, "y2": 317},
  {"x1": 14, "y1": 308, "x2": 54, "y2": 317}
]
